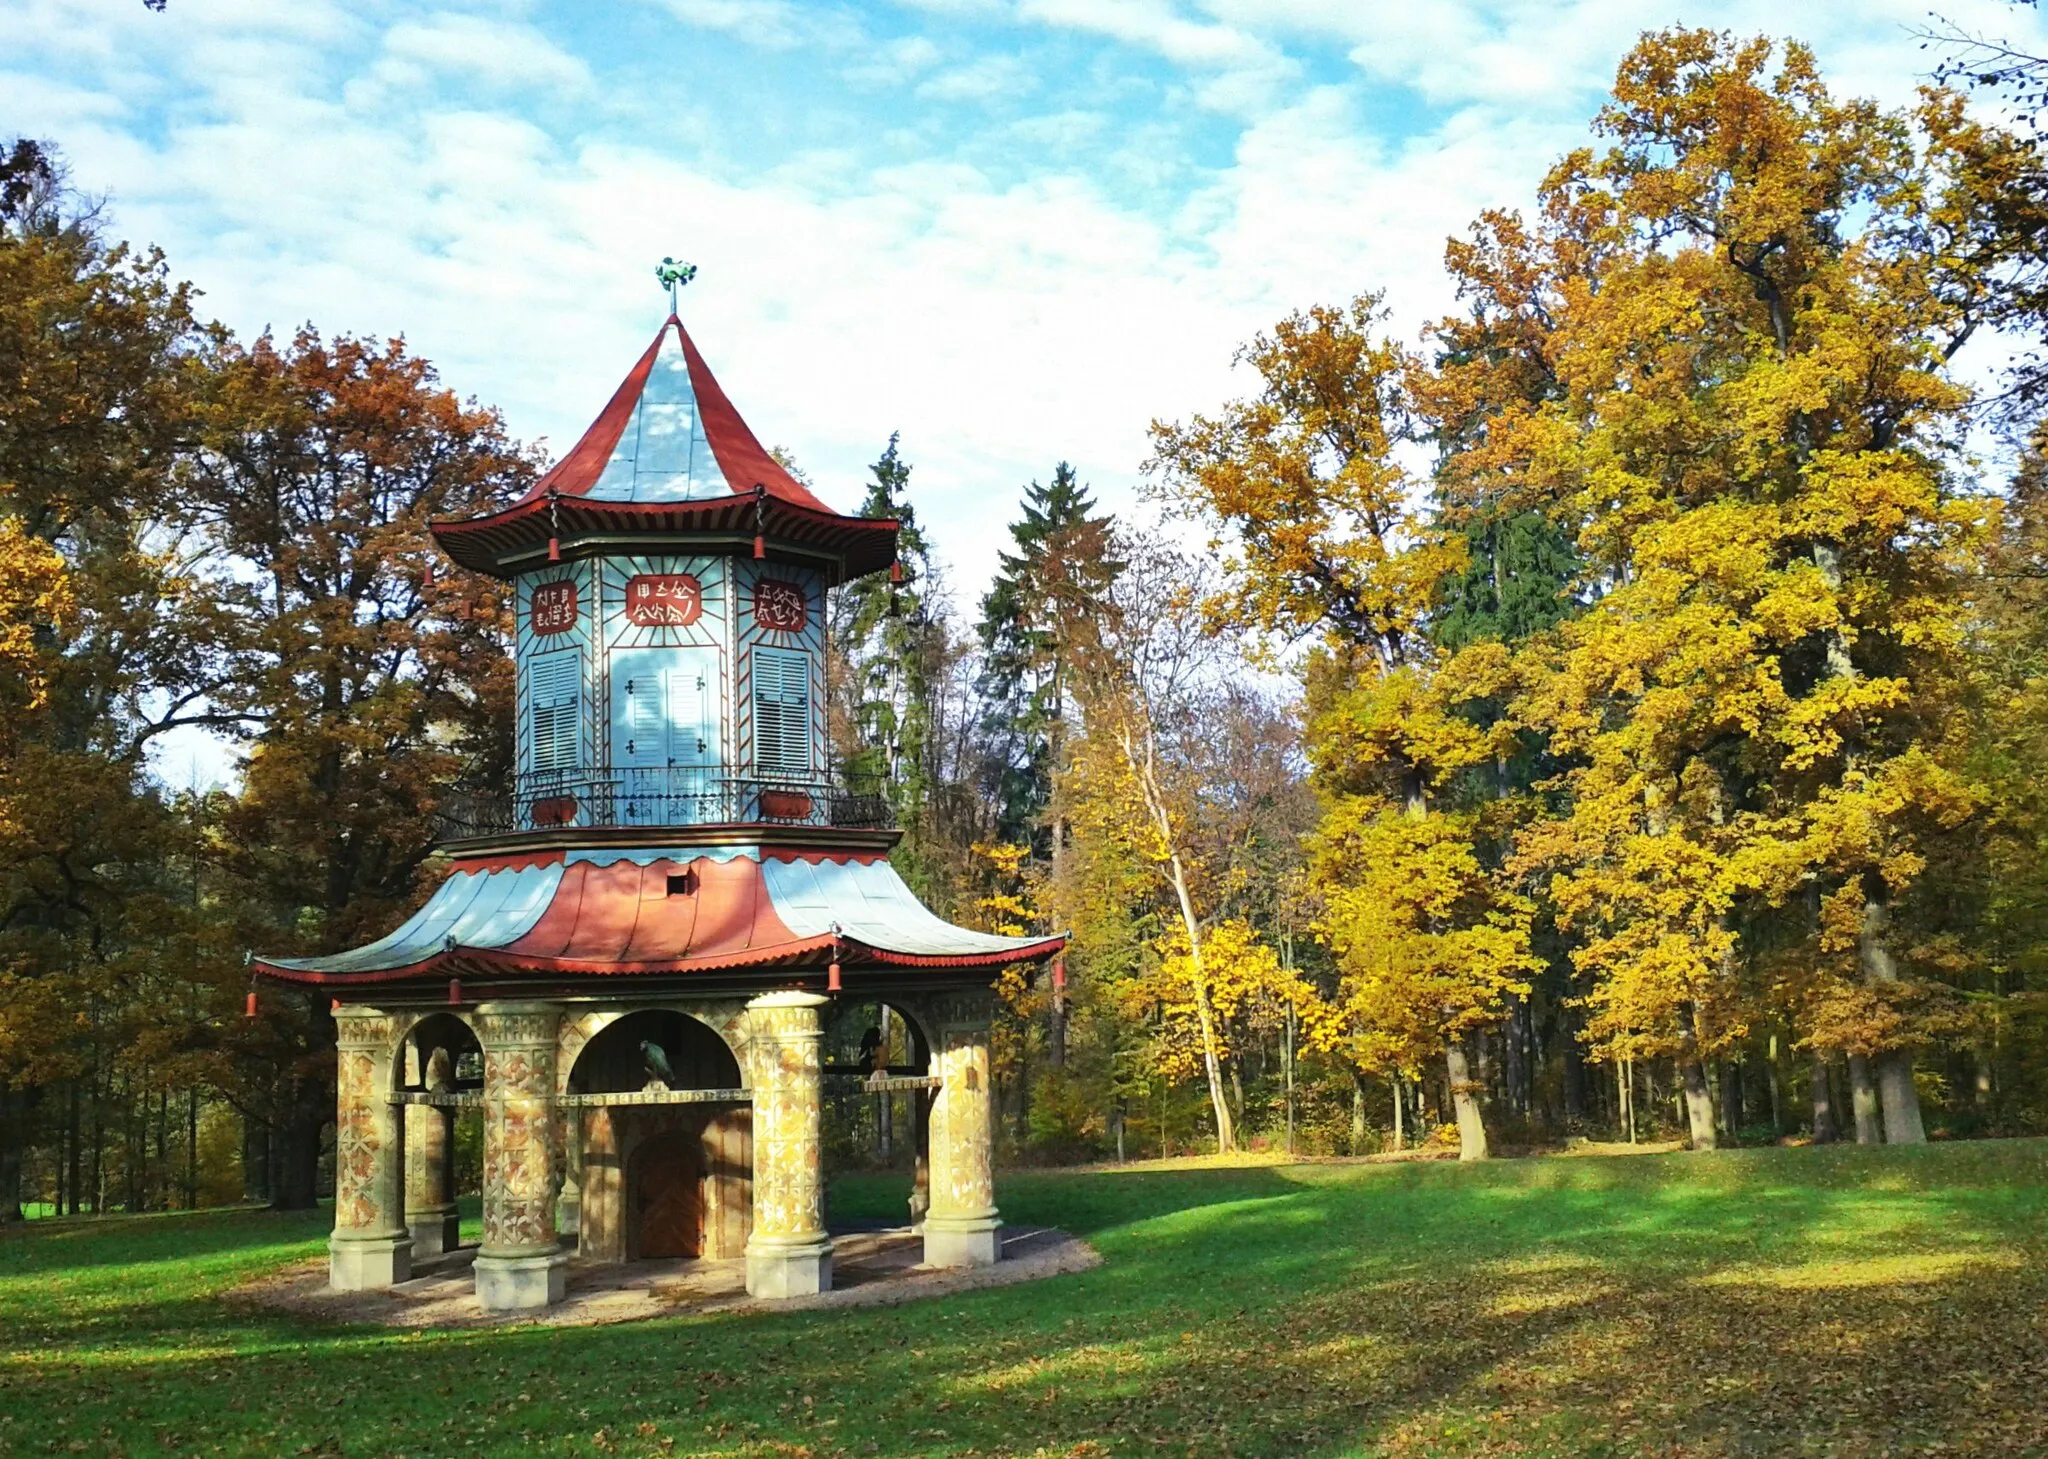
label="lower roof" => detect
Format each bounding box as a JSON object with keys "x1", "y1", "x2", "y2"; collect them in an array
[{"x1": 251, "y1": 846, "x2": 1063, "y2": 988}]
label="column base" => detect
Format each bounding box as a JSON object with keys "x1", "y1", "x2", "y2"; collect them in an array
[
  {"x1": 923, "y1": 1215, "x2": 1001, "y2": 1269},
  {"x1": 474, "y1": 1249, "x2": 568, "y2": 1312},
  {"x1": 556, "y1": 1187, "x2": 581, "y2": 1242},
  {"x1": 407, "y1": 1206, "x2": 461, "y2": 1259},
  {"x1": 329, "y1": 1232, "x2": 413, "y2": 1291},
  {"x1": 746, "y1": 1237, "x2": 834, "y2": 1298}
]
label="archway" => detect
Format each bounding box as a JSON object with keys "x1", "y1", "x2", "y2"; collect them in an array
[
  {"x1": 568, "y1": 1009, "x2": 740, "y2": 1094},
  {"x1": 568, "y1": 1008, "x2": 750, "y2": 1264},
  {"x1": 822, "y1": 998, "x2": 935, "y2": 1227},
  {"x1": 397, "y1": 1013, "x2": 482, "y2": 1259}
]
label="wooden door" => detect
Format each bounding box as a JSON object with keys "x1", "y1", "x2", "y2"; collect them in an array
[{"x1": 632, "y1": 1130, "x2": 703, "y2": 1259}]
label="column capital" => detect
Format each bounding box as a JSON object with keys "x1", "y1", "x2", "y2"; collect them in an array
[
  {"x1": 475, "y1": 1000, "x2": 562, "y2": 1049},
  {"x1": 333, "y1": 1005, "x2": 398, "y2": 1052},
  {"x1": 922, "y1": 988, "x2": 997, "y2": 1033},
  {"x1": 745, "y1": 990, "x2": 830, "y2": 1012}
]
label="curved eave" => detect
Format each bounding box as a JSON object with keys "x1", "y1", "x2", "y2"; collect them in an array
[
  {"x1": 429, "y1": 494, "x2": 899, "y2": 583},
  {"x1": 250, "y1": 932, "x2": 1066, "y2": 989}
]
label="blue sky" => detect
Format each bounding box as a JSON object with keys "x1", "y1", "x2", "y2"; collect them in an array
[{"x1": 10, "y1": 0, "x2": 2048, "y2": 622}]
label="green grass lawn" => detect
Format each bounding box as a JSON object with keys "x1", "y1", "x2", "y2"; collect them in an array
[{"x1": 5, "y1": 1141, "x2": 2048, "y2": 1457}]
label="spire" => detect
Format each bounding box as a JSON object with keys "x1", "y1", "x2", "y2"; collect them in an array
[{"x1": 516, "y1": 315, "x2": 832, "y2": 514}]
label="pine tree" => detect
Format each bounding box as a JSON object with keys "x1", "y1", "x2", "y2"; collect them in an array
[
  {"x1": 977, "y1": 464, "x2": 1117, "y2": 1066},
  {"x1": 832, "y1": 434, "x2": 955, "y2": 897}
]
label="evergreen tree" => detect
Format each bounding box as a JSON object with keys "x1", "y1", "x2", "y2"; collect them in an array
[
  {"x1": 833, "y1": 434, "x2": 951, "y2": 895},
  {"x1": 976, "y1": 464, "x2": 1117, "y2": 848}
]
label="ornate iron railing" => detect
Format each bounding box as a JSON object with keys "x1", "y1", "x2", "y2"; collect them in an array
[{"x1": 434, "y1": 765, "x2": 894, "y2": 840}]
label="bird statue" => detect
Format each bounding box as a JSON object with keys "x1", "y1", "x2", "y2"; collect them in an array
[
  {"x1": 641, "y1": 1039, "x2": 676, "y2": 1091},
  {"x1": 424, "y1": 1045, "x2": 454, "y2": 1094}
]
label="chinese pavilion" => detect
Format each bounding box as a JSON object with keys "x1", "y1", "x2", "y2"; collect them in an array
[{"x1": 250, "y1": 301, "x2": 1065, "y2": 1313}]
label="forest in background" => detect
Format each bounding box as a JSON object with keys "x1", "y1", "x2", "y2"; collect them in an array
[{"x1": 7, "y1": 26, "x2": 2048, "y2": 1217}]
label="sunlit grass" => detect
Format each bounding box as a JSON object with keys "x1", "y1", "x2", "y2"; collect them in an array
[{"x1": 3, "y1": 1141, "x2": 2047, "y2": 1455}]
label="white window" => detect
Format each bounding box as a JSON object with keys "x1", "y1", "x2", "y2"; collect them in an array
[
  {"x1": 529, "y1": 652, "x2": 581, "y2": 773},
  {"x1": 753, "y1": 648, "x2": 811, "y2": 777}
]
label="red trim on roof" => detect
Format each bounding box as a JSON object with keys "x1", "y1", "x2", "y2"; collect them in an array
[
  {"x1": 674, "y1": 321, "x2": 837, "y2": 514},
  {"x1": 523, "y1": 328, "x2": 665, "y2": 502},
  {"x1": 248, "y1": 930, "x2": 1064, "y2": 988},
  {"x1": 510, "y1": 318, "x2": 835, "y2": 514},
  {"x1": 447, "y1": 849, "x2": 567, "y2": 875}
]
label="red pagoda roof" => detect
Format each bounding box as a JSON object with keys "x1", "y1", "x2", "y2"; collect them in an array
[
  {"x1": 431, "y1": 316, "x2": 898, "y2": 581},
  {"x1": 251, "y1": 847, "x2": 1065, "y2": 989}
]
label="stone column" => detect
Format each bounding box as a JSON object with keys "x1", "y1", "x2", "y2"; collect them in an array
[
  {"x1": 473, "y1": 1001, "x2": 567, "y2": 1311},
  {"x1": 330, "y1": 1007, "x2": 411, "y2": 1290},
  {"x1": 743, "y1": 990, "x2": 832, "y2": 1298},
  {"x1": 404, "y1": 1101, "x2": 459, "y2": 1259},
  {"x1": 924, "y1": 991, "x2": 1001, "y2": 1267}
]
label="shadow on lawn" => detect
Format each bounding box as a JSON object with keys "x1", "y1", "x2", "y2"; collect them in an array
[{"x1": 5, "y1": 1144, "x2": 2048, "y2": 1456}]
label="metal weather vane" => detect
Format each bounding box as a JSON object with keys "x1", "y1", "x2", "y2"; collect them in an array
[{"x1": 655, "y1": 257, "x2": 698, "y2": 314}]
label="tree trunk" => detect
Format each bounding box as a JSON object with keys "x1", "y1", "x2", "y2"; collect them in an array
[
  {"x1": 1391, "y1": 1076, "x2": 1405, "y2": 1151},
  {"x1": 1876, "y1": 1052, "x2": 1926, "y2": 1145},
  {"x1": 1847, "y1": 1054, "x2": 1883, "y2": 1144},
  {"x1": 1282, "y1": 1001, "x2": 1297, "y2": 1157},
  {"x1": 271, "y1": 1084, "x2": 323, "y2": 1211},
  {"x1": 0, "y1": 1086, "x2": 26, "y2": 1222},
  {"x1": 1719, "y1": 1061, "x2": 1743, "y2": 1145},
  {"x1": 241, "y1": 1114, "x2": 270, "y2": 1204},
  {"x1": 1350, "y1": 1072, "x2": 1367, "y2": 1154},
  {"x1": 1125, "y1": 724, "x2": 1234, "y2": 1154},
  {"x1": 1858, "y1": 873, "x2": 1926, "y2": 1144},
  {"x1": 1560, "y1": 1002, "x2": 1587, "y2": 1126},
  {"x1": 1681, "y1": 1057, "x2": 1717, "y2": 1151},
  {"x1": 1810, "y1": 1049, "x2": 1838, "y2": 1143},
  {"x1": 1446, "y1": 1042, "x2": 1489, "y2": 1161}
]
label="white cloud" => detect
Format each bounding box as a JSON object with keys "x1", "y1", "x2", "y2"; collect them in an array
[
  {"x1": 12, "y1": 0, "x2": 2048, "y2": 626},
  {"x1": 1016, "y1": 0, "x2": 1297, "y2": 112},
  {"x1": 645, "y1": 0, "x2": 859, "y2": 50},
  {"x1": 381, "y1": 14, "x2": 592, "y2": 92},
  {"x1": 845, "y1": 33, "x2": 944, "y2": 86},
  {"x1": 917, "y1": 53, "x2": 1037, "y2": 101}
]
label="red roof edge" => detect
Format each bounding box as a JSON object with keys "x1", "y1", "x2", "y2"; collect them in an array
[
  {"x1": 674, "y1": 319, "x2": 838, "y2": 514},
  {"x1": 522, "y1": 325, "x2": 667, "y2": 502},
  {"x1": 249, "y1": 932, "x2": 1064, "y2": 987}
]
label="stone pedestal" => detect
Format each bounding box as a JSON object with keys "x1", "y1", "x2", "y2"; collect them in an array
[
  {"x1": 405, "y1": 1101, "x2": 459, "y2": 1259},
  {"x1": 330, "y1": 1231, "x2": 413, "y2": 1289},
  {"x1": 924, "y1": 991, "x2": 1001, "y2": 1269},
  {"x1": 474, "y1": 1249, "x2": 569, "y2": 1310},
  {"x1": 330, "y1": 1007, "x2": 412, "y2": 1290},
  {"x1": 474, "y1": 1001, "x2": 565, "y2": 1313},
  {"x1": 744, "y1": 991, "x2": 833, "y2": 1298}
]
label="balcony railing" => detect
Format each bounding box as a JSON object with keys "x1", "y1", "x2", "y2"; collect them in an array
[{"x1": 435, "y1": 766, "x2": 894, "y2": 840}]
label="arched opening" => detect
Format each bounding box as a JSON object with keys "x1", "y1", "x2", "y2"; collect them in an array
[
  {"x1": 568, "y1": 1009, "x2": 740, "y2": 1094},
  {"x1": 397, "y1": 1013, "x2": 483, "y2": 1260},
  {"x1": 823, "y1": 998, "x2": 934, "y2": 1228},
  {"x1": 569, "y1": 1009, "x2": 750, "y2": 1264}
]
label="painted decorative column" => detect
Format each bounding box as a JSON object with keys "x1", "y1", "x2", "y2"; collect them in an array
[
  {"x1": 329, "y1": 1006, "x2": 412, "y2": 1290},
  {"x1": 924, "y1": 990, "x2": 1001, "y2": 1267},
  {"x1": 403, "y1": 1101, "x2": 459, "y2": 1259},
  {"x1": 743, "y1": 990, "x2": 833, "y2": 1297},
  {"x1": 473, "y1": 1001, "x2": 567, "y2": 1311}
]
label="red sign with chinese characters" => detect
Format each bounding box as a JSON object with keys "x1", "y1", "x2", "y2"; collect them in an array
[
  {"x1": 625, "y1": 573, "x2": 703, "y2": 627},
  {"x1": 529, "y1": 579, "x2": 578, "y2": 636},
  {"x1": 753, "y1": 579, "x2": 808, "y2": 633}
]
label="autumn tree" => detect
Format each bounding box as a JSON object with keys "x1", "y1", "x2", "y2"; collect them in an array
[
  {"x1": 1468, "y1": 31, "x2": 2029, "y2": 1145},
  {"x1": 1149, "y1": 293, "x2": 1533, "y2": 1158},
  {"x1": 184, "y1": 328, "x2": 529, "y2": 1201}
]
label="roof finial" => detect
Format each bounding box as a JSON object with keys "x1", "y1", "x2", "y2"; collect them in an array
[{"x1": 655, "y1": 257, "x2": 697, "y2": 316}]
